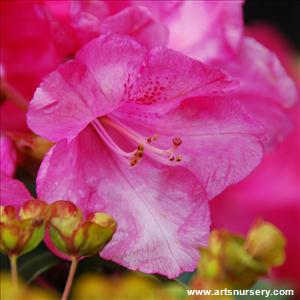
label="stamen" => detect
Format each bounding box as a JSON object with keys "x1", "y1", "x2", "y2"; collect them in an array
[
  {"x1": 172, "y1": 137, "x2": 182, "y2": 147},
  {"x1": 92, "y1": 120, "x2": 134, "y2": 159},
  {"x1": 93, "y1": 116, "x2": 183, "y2": 167}
]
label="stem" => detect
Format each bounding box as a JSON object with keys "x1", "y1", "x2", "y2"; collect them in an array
[
  {"x1": 61, "y1": 257, "x2": 78, "y2": 300},
  {"x1": 10, "y1": 255, "x2": 18, "y2": 286}
]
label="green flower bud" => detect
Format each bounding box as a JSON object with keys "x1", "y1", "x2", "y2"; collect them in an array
[
  {"x1": 245, "y1": 220, "x2": 286, "y2": 267},
  {"x1": 48, "y1": 201, "x2": 116, "y2": 259},
  {"x1": 0, "y1": 200, "x2": 48, "y2": 257}
]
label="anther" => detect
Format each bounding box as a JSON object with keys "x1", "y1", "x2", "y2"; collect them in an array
[
  {"x1": 147, "y1": 135, "x2": 158, "y2": 143},
  {"x1": 172, "y1": 137, "x2": 182, "y2": 147},
  {"x1": 137, "y1": 144, "x2": 144, "y2": 151},
  {"x1": 175, "y1": 155, "x2": 182, "y2": 162},
  {"x1": 130, "y1": 159, "x2": 138, "y2": 167},
  {"x1": 135, "y1": 150, "x2": 143, "y2": 158}
]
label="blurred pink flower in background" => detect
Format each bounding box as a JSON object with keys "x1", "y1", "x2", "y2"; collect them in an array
[
  {"x1": 211, "y1": 24, "x2": 300, "y2": 286},
  {"x1": 0, "y1": 1, "x2": 62, "y2": 132}
]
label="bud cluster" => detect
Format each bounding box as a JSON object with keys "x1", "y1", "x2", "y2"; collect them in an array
[
  {"x1": 192, "y1": 220, "x2": 286, "y2": 290},
  {"x1": 1, "y1": 199, "x2": 116, "y2": 261}
]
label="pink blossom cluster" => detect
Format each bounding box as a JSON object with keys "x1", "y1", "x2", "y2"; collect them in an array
[{"x1": 0, "y1": 0, "x2": 298, "y2": 282}]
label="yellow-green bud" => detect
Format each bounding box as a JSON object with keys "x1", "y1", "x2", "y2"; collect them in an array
[
  {"x1": 245, "y1": 220, "x2": 286, "y2": 267},
  {"x1": 0, "y1": 200, "x2": 48, "y2": 256},
  {"x1": 48, "y1": 201, "x2": 117, "y2": 259}
]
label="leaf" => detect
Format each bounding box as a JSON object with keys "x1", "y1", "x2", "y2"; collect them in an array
[
  {"x1": 17, "y1": 243, "x2": 61, "y2": 283},
  {"x1": 176, "y1": 272, "x2": 195, "y2": 285}
]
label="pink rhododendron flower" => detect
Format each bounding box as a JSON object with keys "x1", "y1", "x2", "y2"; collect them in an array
[
  {"x1": 27, "y1": 34, "x2": 264, "y2": 278},
  {"x1": 0, "y1": 135, "x2": 17, "y2": 177}
]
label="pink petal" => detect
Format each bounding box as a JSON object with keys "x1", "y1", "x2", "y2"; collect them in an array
[
  {"x1": 28, "y1": 34, "x2": 235, "y2": 142},
  {"x1": 214, "y1": 37, "x2": 298, "y2": 148},
  {"x1": 135, "y1": 0, "x2": 244, "y2": 61},
  {"x1": 245, "y1": 23, "x2": 299, "y2": 81},
  {"x1": 234, "y1": 94, "x2": 295, "y2": 149},
  {"x1": 27, "y1": 35, "x2": 147, "y2": 142},
  {"x1": 37, "y1": 126, "x2": 210, "y2": 278},
  {"x1": 115, "y1": 97, "x2": 264, "y2": 199},
  {"x1": 217, "y1": 37, "x2": 297, "y2": 108},
  {"x1": 120, "y1": 46, "x2": 237, "y2": 116},
  {"x1": 0, "y1": 135, "x2": 17, "y2": 177},
  {"x1": 0, "y1": 171, "x2": 32, "y2": 207},
  {"x1": 100, "y1": 6, "x2": 168, "y2": 48}
]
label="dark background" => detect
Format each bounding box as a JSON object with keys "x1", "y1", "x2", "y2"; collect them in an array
[{"x1": 244, "y1": 0, "x2": 300, "y2": 51}]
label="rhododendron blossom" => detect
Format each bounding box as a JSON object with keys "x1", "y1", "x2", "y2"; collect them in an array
[{"x1": 27, "y1": 34, "x2": 265, "y2": 277}]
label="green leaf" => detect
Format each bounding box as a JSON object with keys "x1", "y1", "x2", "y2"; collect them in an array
[
  {"x1": 176, "y1": 271, "x2": 195, "y2": 285},
  {"x1": 18, "y1": 243, "x2": 61, "y2": 283}
]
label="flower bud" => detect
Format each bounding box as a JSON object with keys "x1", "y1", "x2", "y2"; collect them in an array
[
  {"x1": 197, "y1": 229, "x2": 266, "y2": 289},
  {"x1": 245, "y1": 220, "x2": 286, "y2": 267},
  {"x1": 0, "y1": 200, "x2": 48, "y2": 256},
  {"x1": 48, "y1": 201, "x2": 116, "y2": 258},
  {"x1": 194, "y1": 221, "x2": 286, "y2": 290},
  {"x1": 8, "y1": 132, "x2": 53, "y2": 161}
]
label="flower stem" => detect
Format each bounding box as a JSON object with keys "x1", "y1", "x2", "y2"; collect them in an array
[
  {"x1": 10, "y1": 255, "x2": 18, "y2": 286},
  {"x1": 61, "y1": 257, "x2": 78, "y2": 300}
]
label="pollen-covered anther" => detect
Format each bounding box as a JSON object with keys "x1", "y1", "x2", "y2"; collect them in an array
[
  {"x1": 175, "y1": 155, "x2": 183, "y2": 162},
  {"x1": 130, "y1": 158, "x2": 138, "y2": 167},
  {"x1": 146, "y1": 134, "x2": 158, "y2": 143},
  {"x1": 135, "y1": 150, "x2": 144, "y2": 158},
  {"x1": 172, "y1": 137, "x2": 182, "y2": 147},
  {"x1": 137, "y1": 144, "x2": 144, "y2": 151},
  {"x1": 132, "y1": 144, "x2": 144, "y2": 163}
]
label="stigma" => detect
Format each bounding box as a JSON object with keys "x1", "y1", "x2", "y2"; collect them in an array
[{"x1": 91, "y1": 116, "x2": 183, "y2": 167}]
